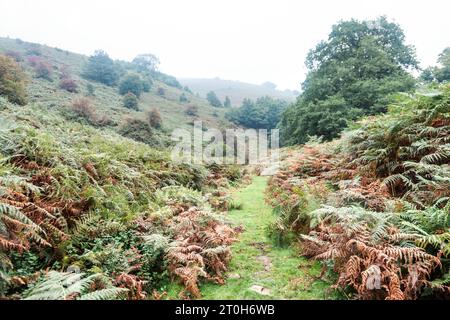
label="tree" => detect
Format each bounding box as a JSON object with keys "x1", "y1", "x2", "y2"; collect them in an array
[
  {"x1": 227, "y1": 96, "x2": 288, "y2": 130},
  {"x1": 223, "y1": 96, "x2": 231, "y2": 108},
  {"x1": 279, "y1": 17, "x2": 418, "y2": 145},
  {"x1": 148, "y1": 108, "x2": 162, "y2": 129},
  {"x1": 0, "y1": 55, "x2": 27, "y2": 105},
  {"x1": 435, "y1": 47, "x2": 450, "y2": 82},
  {"x1": 179, "y1": 93, "x2": 189, "y2": 103},
  {"x1": 122, "y1": 92, "x2": 139, "y2": 110},
  {"x1": 132, "y1": 53, "x2": 160, "y2": 73},
  {"x1": 207, "y1": 91, "x2": 222, "y2": 107},
  {"x1": 83, "y1": 50, "x2": 118, "y2": 86},
  {"x1": 119, "y1": 73, "x2": 145, "y2": 97}
]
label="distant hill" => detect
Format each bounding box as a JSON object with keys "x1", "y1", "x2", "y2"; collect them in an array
[
  {"x1": 179, "y1": 78, "x2": 298, "y2": 107},
  {"x1": 0, "y1": 37, "x2": 234, "y2": 136}
]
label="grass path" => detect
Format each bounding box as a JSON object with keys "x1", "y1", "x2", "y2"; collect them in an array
[{"x1": 198, "y1": 176, "x2": 333, "y2": 300}]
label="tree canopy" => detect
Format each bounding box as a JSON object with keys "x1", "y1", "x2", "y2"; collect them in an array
[
  {"x1": 421, "y1": 47, "x2": 450, "y2": 83},
  {"x1": 227, "y1": 96, "x2": 288, "y2": 130},
  {"x1": 279, "y1": 17, "x2": 418, "y2": 145},
  {"x1": 83, "y1": 50, "x2": 119, "y2": 86}
]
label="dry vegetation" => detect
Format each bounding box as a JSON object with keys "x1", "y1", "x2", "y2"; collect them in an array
[{"x1": 266, "y1": 86, "x2": 450, "y2": 300}]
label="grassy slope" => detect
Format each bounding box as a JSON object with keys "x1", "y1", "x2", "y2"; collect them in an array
[
  {"x1": 167, "y1": 176, "x2": 335, "y2": 300},
  {"x1": 0, "y1": 37, "x2": 233, "y2": 132},
  {"x1": 180, "y1": 78, "x2": 297, "y2": 107}
]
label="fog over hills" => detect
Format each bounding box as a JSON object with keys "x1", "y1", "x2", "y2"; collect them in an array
[{"x1": 180, "y1": 78, "x2": 298, "y2": 107}]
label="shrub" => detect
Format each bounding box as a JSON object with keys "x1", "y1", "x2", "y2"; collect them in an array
[
  {"x1": 59, "y1": 78, "x2": 78, "y2": 93},
  {"x1": 156, "y1": 87, "x2": 165, "y2": 97},
  {"x1": 71, "y1": 97, "x2": 95, "y2": 119},
  {"x1": 147, "y1": 108, "x2": 162, "y2": 129},
  {"x1": 185, "y1": 104, "x2": 198, "y2": 116},
  {"x1": 122, "y1": 92, "x2": 139, "y2": 110},
  {"x1": 5, "y1": 50, "x2": 23, "y2": 62},
  {"x1": 119, "y1": 73, "x2": 144, "y2": 97},
  {"x1": 34, "y1": 60, "x2": 53, "y2": 80},
  {"x1": 86, "y1": 83, "x2": 95, "y2": 96},
  {"x1": 0, "y1": 55, "x2": 28, "y2": 105},
  {"x1": 179, "y1": 93, "x2": 188, "y2": 103},
  {"x1": 118, "y1": 117, "x2": 153, "y2": 143}
]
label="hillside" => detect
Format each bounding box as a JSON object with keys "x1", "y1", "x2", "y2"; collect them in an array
[
  {"x1": 179, "y1": 78, "x2": 298, "y2": 107},
  {"x1": 0, "y1": 37, "x2": 234, "y2": 135}
]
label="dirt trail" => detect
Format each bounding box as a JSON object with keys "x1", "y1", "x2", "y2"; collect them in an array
[{"x1": 199, "y1": 176, "x2": 333, "y2": 300}]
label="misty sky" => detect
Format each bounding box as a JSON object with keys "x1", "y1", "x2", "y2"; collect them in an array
[{"x1": 1, "y1": 0, "x2": 449, "y2": 90}]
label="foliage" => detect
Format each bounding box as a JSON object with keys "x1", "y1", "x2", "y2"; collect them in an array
[
  {"x1": 420, "y1": 47, "x2": 450, "y2": 83},
  {"x1": 59, "y1": 78, "x2": 78, "y2": 93},
  {"x1": 179, "y1": 93, "x2": 188, "y2": 103},
  {"x1": 33, "y1": 59, "x2": 53, "y2": 80},
  {"x1": 132, "y1": 53, "x2": 160, "y2": 73},
  {"x1": 0, "y1": 96, "x2": 239, "y2": 299},
  {"x1": 157, "y1": 87, "x2": 165, "y2": 97},
  {"x1": 23, "y1": 271, "x2": 127, "y2": 300},
  {"x1": 83, "y1": 50, "x2": 118, "y2": 86},
  {"x1": 0, "y1": 55, "x2": 27, "y2": 105},
  {"x1": 119, "y1": 73, "x2": 147, "y2": 97},
  {"x1": 147, "y1": 108, "x2": 163, "y2": 129},
  {"x1": 122, "y1": 92, "x2": 139, "y2": 110},
  {"x1": 227, "y1": 96, "x2": 288, "y2": 129},
  {"x1": 207, "y1": 91, "x2": 222, "y2": 108},
  {"x1": 224, "y1": 96, "x2": 231, "y2": 108},
  {"x1": 118, "y1": 117, "x2": 154, "y2": 145},
  {"x1": 267, "y1": 85, "x2": 450, "y2": 299},
  {"x1": 279, "y1": 17, "x2": 418, "y2": 145},
  {"x1": 185, "y1": 104, "x2": 199, "y2": 117}
]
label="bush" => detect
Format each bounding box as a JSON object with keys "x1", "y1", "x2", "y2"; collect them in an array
[
  {"x1": 118, "y1": 117, "x2": 153, "y2": 143},
  {"x1": 207, "y1": 91, "x2": 222, "y2": 107},
  {"x1": 0, "y1": 55, "x2": 28, "y2": 105},
  {"x1": 59, "y1": 78, "x2": 78, "y2": 93},
  {"x1": 147, "y1": 108, "x2": 162, "y2": 129},
  {"x1": 185, "y1": 104, "x2": 199, "y2": 116},
  {"x1": 179, "y1": 93, "x2": 188, "y2": 103},
  {"x1": 70, "y1": 97, "x2": 95, "y2": 119},
  {"x1": 119, "y1": 73, "x2": 145, "y2": 97},
  {"x1": 83, "y1": 50, "x2": 118, "y2": 86},
  {"x1": 123, "y1": 92, "x2": 139, "y2": 110},
  {"x1": 5, "y1": 50, "x2": 23, "y2": 62},
  {"x1": 86, "y1": 83, "x2": 95, "y2": 96},
  {"x1": 156, "y1": 87, "x2": 165, "y2": 97},
  {"x1": 34, "y1": 60, "x2": 53, "y2": 80}
]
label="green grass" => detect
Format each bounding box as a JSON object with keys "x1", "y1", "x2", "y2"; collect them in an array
[
  {"x1": 166, "y1": 176, "x2": 336, "y2": 300},
  {"x1": 0, "y1": 37, "x2": 232, "y2": 133}
]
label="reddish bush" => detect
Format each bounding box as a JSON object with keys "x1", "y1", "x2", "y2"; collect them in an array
[
  {"x1": 5, "y1": 50, "x2": 23, "y2": 62},
  {"x1": 26, "y1": 55, "x2": 41, "y2": 67},
  {"x1": 27, "y1": 56, "x2": 53, "y2": 80},
  {"x1": 59, "y1": 78, "x2": 78, "y2": 93},
  {"x1": 71, "y1": 97, "x2": 95, "y2": 119}
]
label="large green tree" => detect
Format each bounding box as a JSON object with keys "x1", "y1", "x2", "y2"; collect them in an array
[
  {"x1": 227, "y1": 96, "x2": 288, "y2": 130},
  {"x1": 83, "y1": 50, "x2": 119, "y2": 86},
  {"x1": 280, "y1": 17, "x2": 418, "y2": 145}
]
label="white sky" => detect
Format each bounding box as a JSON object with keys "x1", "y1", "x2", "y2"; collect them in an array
[{"x1": 1, "y1": 0, "x2": 449, "y2": 90}]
